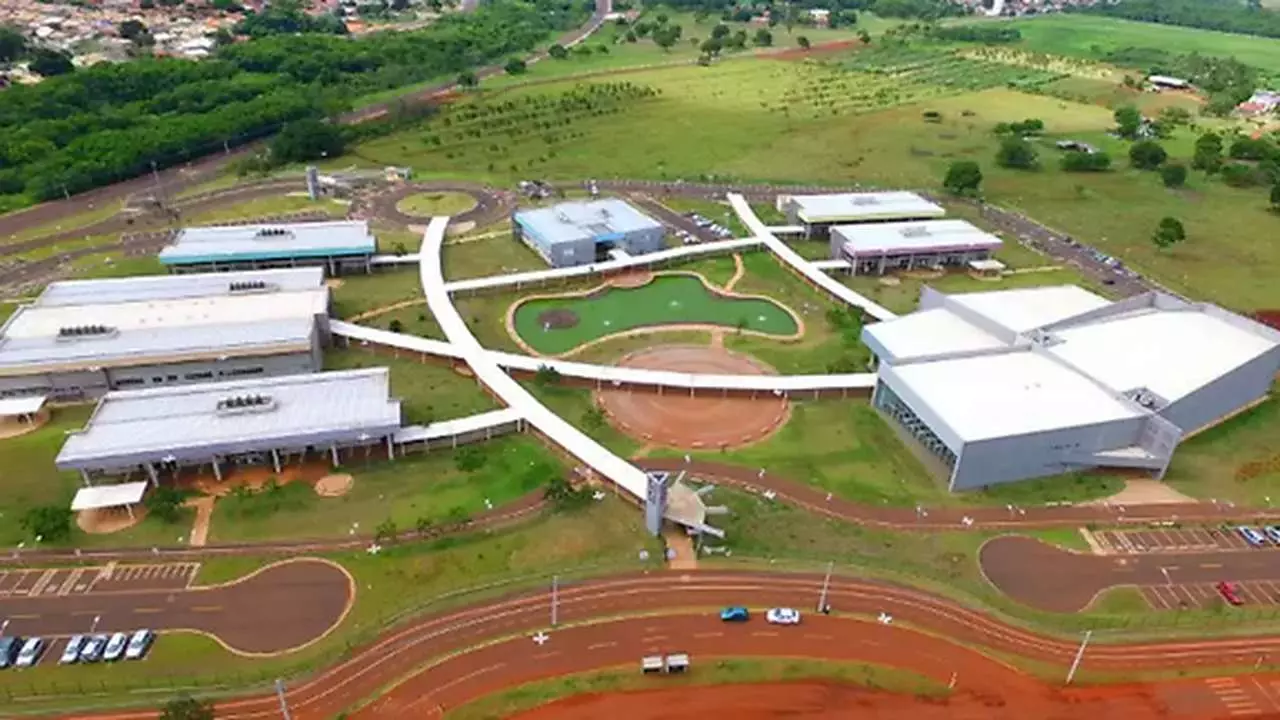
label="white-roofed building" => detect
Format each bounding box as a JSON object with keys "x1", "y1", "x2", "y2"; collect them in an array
[
  {"x1": 57, "y1": 368, "x2": 402, "y2": 485},
  {"x1": 829, "y1": 219, "x2": 1002, "y2": 275},
  {"x1": 512, "y1": 199, "x2": 665, "y2": 268},
  {"x1": 863, "y1": 286, "x2": 1280, "y2": 491},
  {"x1": 777, "y1": 192, "x2": 945, "y2": 240},
  {"x1": 160, "y1": 220, "x2": 377, "y2": 276},
  {"x1": 0, "y1": 268, "x2": 330, "y2": 402}
]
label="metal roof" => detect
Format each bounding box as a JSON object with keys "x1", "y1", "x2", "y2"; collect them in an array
[
  {"x1": 834, "y1": 219, "x2": 1002, "y2": 257},
  {"x1": 0, "y1": 395, "x2": 46, "y2": 416},
  {"x1": 513, "y1": 199, "x2": 662, "y2": 247},
  {"x1": 71, "y1": 482, "x2": 148, "y2": 511},
  {"x1": 783, "y1": 192, "x2": 945, "y2": 224},
  {"x1": 56, "y1": 368, "x2": 401, "y2": 470},
  {"x1": 0, "y1": 268, "x2": 328, "y2": 376},
  {"x1": 159, "y1": 220, "x2": 376, "y2": 265},
  {"x1": 36, "y1": 268, "x2": 325, "y2": 307}
]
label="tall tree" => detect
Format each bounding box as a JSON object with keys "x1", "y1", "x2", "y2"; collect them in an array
[
  {"x1": 1129, "y1": 140, "x2": 1168, "y2": 170},
  {"x1": 1152, "y1": 216, "x2": 1186, "y2": 250},
  {"x1": 270, "y1": 118, "x2": 345, "y2": 163},
  {"x1": 797, "y1": 35, "x2": 811, "y2": 50},
  {"x1": 1193, "y1": 131, "x2": 1224, "y2": 173},
  {"x1": 27, "y1": 47, "x2": 74, "y2": 77},
  {"x1": 753, "y1": 28, "x2": 773, "y2": 47},
  {"x1": 995, "y1": 136, "x2": 1038, "y2": 170},
  {"x1": 1113, "y1": 105, "x2": 1142, "y2": 139},
  {"x1": 943, "y1": 160, "x2": 982, "y2": 195},
  {"x1": 0, "y1": 25, "x2": 27, "y2": 63},
  {"x1": 1160, "y1": 162, "x2": 1188, "y2": 188}
]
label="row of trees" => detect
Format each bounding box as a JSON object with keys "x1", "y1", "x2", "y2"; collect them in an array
[
  {"x1": 1082, "y1": 0, "x2": 1280, "y2": 41},
  {"x1": 0, "y1": 1, "x2": 585, "y2": 207},
  {"x1": 1105, "y1": 46, "x2": 1258, "y2": 115}
]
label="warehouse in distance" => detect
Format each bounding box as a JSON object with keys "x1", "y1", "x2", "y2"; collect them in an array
[{"x1": 778, "y1": 191, "x2": 945, "y2": 240}]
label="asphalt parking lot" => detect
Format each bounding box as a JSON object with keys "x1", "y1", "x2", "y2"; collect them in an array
[
  {"x1": 1093, "y1": 526, "x2": 1266, "y2": 554},
  {"x1": 0, "y1": 562, "x2": 199, "y2": 599},
  {"x1": 1140, "y1": 579, "x2": 1280, "y2": 611}
]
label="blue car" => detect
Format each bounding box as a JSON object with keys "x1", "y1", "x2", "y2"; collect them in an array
[
  {"x1": 1265, "y1": 526, "x2": 1280, "y2": 545},
  {"x1": 1238, "y1": 526, "x2": 1266, "y2": 547},
  {"x1": 720, "y1": 606, "x2": 749, "y2": 622}
]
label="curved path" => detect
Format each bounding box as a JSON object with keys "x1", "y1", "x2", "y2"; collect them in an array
[
  {"x1": 1, "y1": 559, "x2": 352, "y2": 657},
  {"x1": 57, "y1": 571, "x2": 1280, "y2": 720},
  {"x1": 980, "y1": 535, "x2": 1280, "y2": 613}
]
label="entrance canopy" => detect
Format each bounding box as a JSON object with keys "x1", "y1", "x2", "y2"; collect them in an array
[
  {"x1": 0, "y1": 395, "x2": 46, "y2": 419},
  {"x1": 71, "y1": 481, "x2": 148, "y2": 512}
]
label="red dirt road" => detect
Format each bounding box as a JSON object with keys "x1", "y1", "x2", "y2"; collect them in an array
[
  {"x1": 54, "y1": 571, "x2": 1280, "y2": 720},
  {"x1": 596, "y1": 346, "x2": 788, "y2": 449}
]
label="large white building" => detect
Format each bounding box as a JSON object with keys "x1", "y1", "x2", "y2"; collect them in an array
[
  {"x1": 863, "y1": 286, "x2": 1280, "y2": 490},
  {"x1": 778, "y1": 191, "x2": 945, "y2": 240},
  {"x1": 0, "y1": 268, "x2": 330, "y2": 401}
]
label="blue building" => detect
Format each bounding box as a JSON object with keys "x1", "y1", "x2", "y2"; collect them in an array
[{"x1": 512, "y1": 199, "x2": 666, "y2": 268}]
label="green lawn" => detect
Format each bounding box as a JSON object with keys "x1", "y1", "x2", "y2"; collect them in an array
[
  {"x1": 66, "y1": 252, "x2": 166, "y2": 281},
  {"x1": 397, "y1": 191, "x2": 478, "y2": 217},
  {"x1": 512, "y1": 274, "x2": 798, "y2": 355},
  {"x1": 448, "y1": 658, "x2": 944, "y2": 720},
  {"x1": 364, "y1": 301, "x2": 447, "y2": 340},
  {"x1": 725, "y1": 252, "x2": 870, "y2": 375},
  {"x1": 523, "y1": 382, "x2": 641, "y2": 458},
  {"x1": 323, "y1": 347, "x2": 495, "y2": 424},
  {"x1": 331, "y1": 270, "x2": 424, "y2": 319},
  {"x1": 3, "y1": 498, "x2": 663, "y2": 713},
  {"x1": 443, "y1": 232, "x2": 546, "y2": 281},
  {"x1": 1163, "y1": 390, "x2": 1280, "y2": 506},
  {"x1": 657, "y1": 196, "x2": 748, "y2": 236},
  {"x1": 562, "y1": 329, "x2": 713, "y2": 364},
  {"x1": 991, "y1": 14, "x2": 1280, "y2": 73},
  {"x1": 207, "y1": 436, "x2": 553, "y2": 543}
]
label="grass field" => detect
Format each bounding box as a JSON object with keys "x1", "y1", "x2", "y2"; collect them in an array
[
  {"x1": 207, "y1": 436, "x2": 552, "y2": 543},
  {"x1": 355, "y1": 52, "x2": 1280, "y2": 309},
  {"x1": 331, "y1": 270, "x2": 423, "y2": 319},
  {"x1": 1163, "y1": 391, "x2": 1280, "y2": 506},
  {"x1": 1, "y1": 498, "x2": 663, "y2": 712},
  {"x1": 323, "y1": 347, "x2": 495, "y2": 424},
  {"x1": 448, "y1": 658, "x2": 944, "y2": 720},
  {"x1": 512, "y1": 274, "x2": 798, "y2": 354},
  {"x1": 181, "y1": 194, "x2": 348, "y2": 225},
  {"x1": 397, "y1": 191, "x2": 477, "y2": 217},
  {"x1": 442, "y1": 232, "x2": 546, "y2": 281},
  {"x1": 991, "y1": 15, "x2": 1280, "y2": 72},
  {"x1": 650, "y1": 400, "x2": 1121, "y2": 508}
]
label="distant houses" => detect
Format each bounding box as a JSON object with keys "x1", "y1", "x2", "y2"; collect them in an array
[
  {"x1": 1237, "y1": 90, "x2": 1280, "y2": 117},
  {"x1": 1146, "y1": 75, "x2": 1191, "y2": 91}
]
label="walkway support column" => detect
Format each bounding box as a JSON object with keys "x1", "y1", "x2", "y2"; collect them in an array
[
  {"x1": 386, "y1": 434, "x2": 395, "y2": 460},
  {"x1": 144, "y1": 462, "x2": 159, "y2": 488},
  {"x1": 330, "y1": 444, "x2": 340, "y2": 467},
  {"x1": 211, "y1": 456, "x2": 223, "y2": 482},
  {"x1": 80, "y1": 469, "x2": 92, "y2": 487},
  {"x1": 271, "y1": 448, "x2": 282, "y2": 474}
]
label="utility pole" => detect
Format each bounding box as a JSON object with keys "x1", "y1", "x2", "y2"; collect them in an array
[
  {"x1": 551, "y1": 575, "x2": 559, "y2": 627},
  {"x1": 275, "y1": 679, "x2": 293, "y2": 720},
  {"x1": 817, "y1": 561, "x2": 833, "y2": 613},
  {"x1": 1065, "y1": 630, "x2": 1092, "y2": 685}
]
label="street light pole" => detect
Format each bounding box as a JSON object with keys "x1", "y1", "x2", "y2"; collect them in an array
[
  {"x1": 551, "y1": 575, "x2": 559, "y2": 628},
  {"x1": 275, "y1": 678, "x2": 293, "y2": 720},
  {"x1": 1065, "y1": 630, "x2": 1093, "y2": 685},
  {"x1": 817, "y1": 561, "x2": 833, "y2": 613}
]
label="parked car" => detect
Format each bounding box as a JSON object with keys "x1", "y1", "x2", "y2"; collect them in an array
[
  {"x1": 1217, "y1": 581, "x2": 1244, "y2": 606},
  {"x1": 14, "y1": 638, "x2": 44, "y2": 668},
  {"x1": 719, "y1": 606, "x2": 749, "y2": 622},
  {"x1": 124, "y1": 630, "x2": 155, "y2": 661},
  {"x1": 1238, "y1": 526, "x2": 1266, "y2": 546},
  {"x1": 103, "y1": 632, "x2": 129, "y2": 662},
  {"x1": 79, "y1": 635, "x2": 108, "y2": 663},
  {"x1": 59, "y1": 635, "x2": 86, "y2": 665},
  {"x1": 766, "y1": 608, "x2": 802, "y2": 625},
  {"x1": 1264, "y1": 526, "x2": 1280, "y2": 544},
  {"x1": 0, "y1": 637, "x2": 21, "y2": 669}
]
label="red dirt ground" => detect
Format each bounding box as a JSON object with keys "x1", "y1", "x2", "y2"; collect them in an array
[
  {"x1": 1254, "y1": 310, "x2": 1280, "y2": 331},
  {"x1": 770, "y1": 39, "x2": 863, "y2": 62},
  {"x1": 595, "y1": 345, "x2": 789, "y2": 450}
]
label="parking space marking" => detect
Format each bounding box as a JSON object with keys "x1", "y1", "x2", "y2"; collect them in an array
[{"x1": 1142, "y1": 586, "x2": 1172, "y2": 610}]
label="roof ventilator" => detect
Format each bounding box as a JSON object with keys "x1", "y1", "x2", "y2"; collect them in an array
[{"x1": 215, "y1": 393, "x2": 278, "y2": 416}]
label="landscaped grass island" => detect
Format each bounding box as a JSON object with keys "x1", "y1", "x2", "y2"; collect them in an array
[{"x1": 510, "y1": 274, "x2": 800, "y2": 355}]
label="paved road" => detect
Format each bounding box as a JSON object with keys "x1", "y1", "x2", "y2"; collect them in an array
[
  {"x1": 52, "y1": 570, "x2": 1280, "y2": 720},
  {"x1": 1, "y1": 559, "x2": 351, "y2": 656},
  {"x1": 981, "y1": 535, "x2": 1280, "y2": 613}
]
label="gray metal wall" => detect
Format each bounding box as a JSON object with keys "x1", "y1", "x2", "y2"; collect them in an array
[
  {"x1": 620, "y1": 227, "x2": 666, "y2": 256},
  {"x1": 1161, "y1": 346, "x2": 1280, "y2": 436},
  {"x1": 168, "y1": 254, "x2": 372, "y2": 277},
  {"x1": 547, "y1": 237, "x2": 597, "y2": 268},
  {"x1": 0, "y1": 351, "x2": 318, "y2": 402},
  {"x1": 949, "y1": 416, "x2": 1148, "y2": 491}
]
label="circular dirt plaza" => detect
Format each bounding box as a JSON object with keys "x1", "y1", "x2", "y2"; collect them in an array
[{"x1": 595, "y1": 346, "x2": 788, "y2": 450}]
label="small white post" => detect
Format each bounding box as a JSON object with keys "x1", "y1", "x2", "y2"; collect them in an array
[
  {"x1": 275, "y1": 678, "x2": 293, "y2": 720},
  {"x1": 551, "y1": 575, "x2": 559, "y2": 627},
  {"x1": 1065, "y1": 630, "x2": 1092, "y2": 685},
  {"x1": 817, "y1": 561, "x2": 833, "y2": 613}
]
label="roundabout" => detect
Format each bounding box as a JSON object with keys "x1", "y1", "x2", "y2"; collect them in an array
[{"x1": 596, "y1": 345, "x2": 790, "y2": 450}]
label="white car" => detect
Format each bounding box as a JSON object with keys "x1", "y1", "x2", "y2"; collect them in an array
[
  {"x1": 766, "y1": 607, "x2": 801, "y2": 625},
  {"x1": 103, "y1": 632, "x2": 129, "y2": 662},
  {"x1": 14, "y1": 637, "x2": 43, "y2": 668}
]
